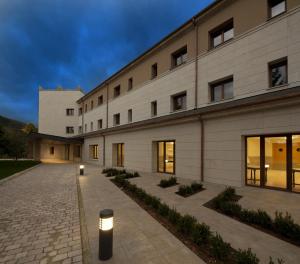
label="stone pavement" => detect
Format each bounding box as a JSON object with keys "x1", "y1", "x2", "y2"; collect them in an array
[
  {"x1": 130, "y1": 173, "x2": 300, "y2": 264},
  {"x1": 79, "y1": 165, "x2": 203, "y2": 264},
  {"x1": 0, "y1": 164, "x2": 82, "y2": 264}
]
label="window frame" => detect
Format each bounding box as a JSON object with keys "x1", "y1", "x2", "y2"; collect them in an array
[
  {"x1": 91, "y1": 100, "x2": 94, "y2": 110},
  {"x1": 171, "y1": 91, "x2": 187, "y2": 112},
  {"x1": 209, "y1": 18, "x2": 234, "y2": 49},
  {"x1": 98, "y1": 95, "x2": 103, "y2": 106},
  {"x1": 113, "y1": 113, "x2": 120, "y2": 126},
  {"x1": 98, "y1": 119, "x2": 103, "y2": 130},
  {"x1": 128, "y1": 109, "x2": 132, "y2": 123},
  {"x1": 210, "y1": 77, "x2": 234, "y2": 102},
  {"x1": 50, "y1": 146, "x2": 55, "y2": 155},
  {"x1": 128, "y1": 78, "x2": 133, "y2": 91},
  {"x1": 66, "y1": 108, "x2": 74, "y2": 116},
  {"x1": 157, "y1": 140, "x2": 176, "y2": 174},
  {"x1": 114, "y1": 85, "x2": 121, "y2": 98},
  {"x1": 268, "y1": 0, "x2": 287, "y2": 19},
  {"x1": 66, "y1": 126, "x2": 74, "y2": 134},
  {"x1": 151, "y1": 63, "x2": 158, "y2": 79},
  {"x1": 79, "y1": 107, "x2": 82, "y2": 116},
  {"x1": 268, "y1": 57, "x2": 288, "y2": 88},
  {"x1": 151, "y1": 101, "x2": 157, "y2": 117},
  {"x1": 90, "y1": 145, "x2": 99, "y2": 160},
  {"x1": 171, "y1": 46, "x2": 188, "y2": 68}
]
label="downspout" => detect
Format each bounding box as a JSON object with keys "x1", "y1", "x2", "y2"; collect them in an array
[
  {"x1": 81, "y1": 102, "x2": 84, "y2": 162},
  {"x1": 200, "y1": 117, "x2": 204, "y2": 182},
  {"x1": 103, "y1": 135, "x2": 106, "y2": 167},
  {"x1": 106, "y1": 83, "x2": 109, "y2": 128},
  {"x1": 193, "y1": 16, "x2": 199, "y2": 109}
]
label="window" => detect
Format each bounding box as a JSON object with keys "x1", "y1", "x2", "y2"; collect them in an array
[
  {"x1": 66, "y1": 108, "x2": 74, "y2": 116},
  {"x1": 210, "y1": 19, "x2": 234, "y2": 48},
  {"x1": 157, "y1": 141, "x2": 175, "y2": 174},
  {"x1": 98, "y1": 119, "x2": 103, "y2": 129},
  {"x1": 78, "y1": 126, "x2": 82, "y2": 134},
  {"x1": 90, "y1": 145, "x2": 98, "y2": 160},
  {"x1": 151, "y1": 101, "x2": 157, "y2": 117},
  {"x1": 79, "y1": 107, "x2": 82, "y2": 116},
  {"x1": 85, "y1": 124, "x2": 87, "y2": 132},
  {"x1": 128, "y1": 78, "x2": 133, "y2": 91},
  {"x1": 74, "y1": 145, "x2": 81, "y2": 158},
  {"x1": 269, "y1": 0, "x2": 286, "y2": 18},
  {"x1": 116, "y1": 143, "x2": 124, "y2": 167},
  {"x1": 98, "y1": 95, "x2": 103, "y2": 106},
  {"x1": 91, "y1": 100, "x2": 94, "y2": 110},
  {"x1": 113, "y1": 113, "x2": 120, "y2": 126},
  {"x1": 172, "y1": 46, "x2": 187, "y2": 68},
  {"x1": 210, "y1": 77, "x2": 233, "y2": 102},
  {"x1": 85, "y1": 104, "x2": 87, "y2": 113},
  {"x1": 50, "y1": 146, "x2": 54, "y2": 155},
  {"x1": 269, "y1": 57, "x2": 287, "y2": 87},
  {"x1": 172, "y1": 92, "x2": 187, "y2": 111},
  {"x1": 66, "y1": 127, "x2": 74, "y2": 134},
  {"x1": 114, "y1": 85, "x2": 121, "y2": 98},
  {"x1": 128, "y1": 109, "x2": 132, "y2": 123},
  {"x1": 90, "y1": 122, "x2": 93, "y2": 131},
  {"x1": 151, "y1": 63, "x2": 158, "y2": 79}
]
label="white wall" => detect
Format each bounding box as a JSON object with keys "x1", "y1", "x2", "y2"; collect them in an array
[{"x1": 82, "y1": 136, "x2": 104, "y2": 166}]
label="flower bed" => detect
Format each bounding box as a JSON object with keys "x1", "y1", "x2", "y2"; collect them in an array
[
  {"x1": 102, "y1": 168, "x2": 140, "y2": 178},
  {"x1": 176, "y1": 182, "x2": 204, "y2": 197},
  {"x1": 111, "y1": 176, "x2": 283, "y2": 264},
  {"x1": 158, "y1": 176, "x2": 178, "y2": 188},
  {"x1": 205, "y1": 187, "x2": 300, "y2": 247}
]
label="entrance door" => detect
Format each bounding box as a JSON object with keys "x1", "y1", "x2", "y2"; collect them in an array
[
  {"x1": 292, "y1": 135, "x2": 300, "y2": 192},
  {"x1": 157, "y1": 141, "x2": 175, "y2": 174}
]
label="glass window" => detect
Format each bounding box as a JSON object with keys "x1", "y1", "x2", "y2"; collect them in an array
[
  {"x1": 98, "y1": 119, "x2": 103, "y2": 129},
  {"x1": 113, "y1": 113, "x2": 120, "y2": 126},
  {"x1": 213, "y1": 34, "x2": 222, "y2": 47},
  {"x1": 172, "y1": 46, "x2": 187, "y2": 67},
  {"x1": 90, "y1": 145, "x2": 98, "y2": 160},
  {"x1": 211, "y1": 78, "x2": 233, "y2": 102},
  {"x1": 151, "y1": 101, "x2": 157, "y2": 117},
  {"x1": 246, "y1": 137, "x2": 261, "y2": 186},
  {"x1": 66, "y1": 108, "x2": 74, "y2": 116},
  {"x1": 292, "y1": 135, "x2": 300, "y2": 192},
  {"x1": 128, "y1": 109, "x2": 132, "y2": 123},
  {"x1": 224, "y1": 28, "x2": 234, "y2": 42},
  {"x1": 66, "y1": 127, "x2": 74, "y2": 134},
  {"x1": 114, "y1": 86, "x2": 121, "y2": 97},
  {"x1": 172, "y1": 92, "x2": 187, "y2": 111},
  {"x1": 269, "y1": 58, "x2": 287, "y2": 87},
  {"x1": 117, "y1": 143, "x2": 124, "y2": 167},
  {"x1": 128, "y1": 78, "x2": 133, "y2": 91},
  {"x1": 269, "y1": 0, "x2": 286, "y2": 18},
  {"x1": 157, "y1": 141, "x2": 175, "y2": 174},
  {"x1": 91, "y1": 100, "x2": 94, "y2": 110},
  {"x1": 210, "y1": 19, "x2": 234, "y2": 48},
  {"x1": 151, "y1": 63, "x2": 157, "y2": 79},
  {"x1": 98, "y1": 96, "x2": 103, "y2": 105},
  {"x1": 50, "y1": 146, "x2": 54, "y2": 155}
]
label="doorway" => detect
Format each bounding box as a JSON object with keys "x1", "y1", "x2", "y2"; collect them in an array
[{"x1": 157, "y1": 141, "x2": 175, "y2": 174}]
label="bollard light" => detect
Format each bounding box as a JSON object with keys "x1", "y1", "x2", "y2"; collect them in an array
[
  {"x1": 99, "y1": 209, "x2": 113, "y2": 261},
  {"x1": 80, "y1": 165, "x2": 84, "y2": 175}
]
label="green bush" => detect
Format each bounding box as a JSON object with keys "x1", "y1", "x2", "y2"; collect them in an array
[
  {"x1": 168, "y1": 208, "x2": 182, "y2": 225},
  {"x1": 158, "y1": 203, "x2": 170, "y2": 217},
  {"x1": 178, "y1": 185, "x2": 193, "y2": 196},
  {"x1": 177, "y1": 214, "x2": 197, "y2": 236},
  {"x1": 210, "y1": 234, "x2": 231, "y2": 260},
  {"x1": 133, "y1": 172, "x2": 140, "y2": 177},
  {"x1": 269, "y1": 257, "x2": 285, "y2": 264},
  {"x1": 219, "y1": 201, "x2": 242, "y2": 217},
  {"x1": 191, "y1": 182, "x2": 203, "y2": 192},
  {"x1": 274, "y1": 212, "x2": 300, "y2": 241},
  {"x1": 159, "y1": 177, "x2": 177, "y2": 188},
  {"x1": 236, "y1": 248, "x2": 259, "y2": 264},
  {"x1": 191, "y1": 223, "x2": 211, "y2": 245}
]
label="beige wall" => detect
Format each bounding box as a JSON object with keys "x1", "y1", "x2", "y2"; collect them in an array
[{"x1": 82, "y1": 137, "x2": 104, "y2": 166}]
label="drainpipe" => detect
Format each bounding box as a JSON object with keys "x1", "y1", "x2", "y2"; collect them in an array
[
  {"x1": 106, "y1": 83, "x2": 109, "y2": 129},
  {"x1": 200, "y1": 117, "x2": 204, "y2": 182},
  {"x1": 193, "y1": 16, "x2": 199, "y2": 109},
  {"x1": 103, "y1": 135, "x2": 106, "y2": 167}
]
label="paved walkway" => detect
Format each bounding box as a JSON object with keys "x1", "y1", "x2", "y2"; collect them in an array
[
  {"x1": 79, "y1": 165, "x2": 203, "y2": 264},
  {"x1": 0, "y1": 164, "x2": 82, "y2": 264},
  {"x1": 130, "y1": 173, "x2": 300, "y2": 264}
]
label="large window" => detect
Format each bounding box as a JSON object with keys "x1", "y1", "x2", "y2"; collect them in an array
[
  {"x1": 66, "y1": 108, "x2": 74, "y2": 116},
  {"x1": 157, "y1": 141, "x2": 175, "y2": 174},
  {"x1": 113, "y1": 113, "x2": 120, "y2": 126},
  {"x1": 172, "y1": 92, "x2": 187, "y2": 111},
  {"x1": 90, "y1": 145, "x2": 98, "y2": 160},
  {"x1": 210, "y1": 19, "x2": 234, "y2": 48},
  {"x1": 172, "y1": 46, "x2": 187, "y2": 68},
  {"x1": 210, "y1": 77, "x2": 233, "y2": 102},
  {"x1": 269, "y1": 58, "x2": 287, "y2": 87},
  {"x1": 117, "y1": 143, "x2": 124, "y2": 167},
  {"x1": 246, "y1": 134, "x2": 300, "y2": 193},
  {"x1": 66, "y1": 127, "x2": 74, "y2": 134},
  {"x1": 269, "y1": 0, "x2": 286, "y2": 18}
]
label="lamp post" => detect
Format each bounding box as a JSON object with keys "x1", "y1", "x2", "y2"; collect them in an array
[
  {"x1": 79, "y1": 165, "x2": 84, "y2": 175},
  {"x1": 99, "y1": 209, "x2": 113, "y2": 261}
]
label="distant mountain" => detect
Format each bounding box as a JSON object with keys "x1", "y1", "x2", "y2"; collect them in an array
[{"x1": 0, "y1": 115, "x2": 25, "y2": 133}]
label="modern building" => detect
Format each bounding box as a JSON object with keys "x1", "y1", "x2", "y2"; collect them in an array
[{"x1": 29, "y1": 0, "x2": 300, "y2": 193}]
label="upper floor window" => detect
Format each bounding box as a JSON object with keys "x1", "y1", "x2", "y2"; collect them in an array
[
  {"x1": 172, "y1": 92, "x2": 186, "y2": 112},
  {"x1": 90, "y1": 122, "x2": 93, "y2": 131},
  {"x1": 78, "y1": 126, "x2": 82, "y2": 134},
  {"x1": 98, "y1": 119, "x2": 103, "y2": 129},
  {"x1": 66, "y1": 108, "x2": 74, "y2": 116},
  {"x1": 151, "y1": 101, "x2": 157, "y2": 117},
  {"x1": 128, "y1": 78, "x2": 133, "y2": 91},
  {"x1": 98, "y1": 95, "x2": 103, "y2": 106},
  {"x1": 91, "y1": 100, "x2": 94, "y2": 110},
  {"x1": 269, "y1": 0, "x2": 286, "y2": 18},
  {"x1": 210, "y1": 19, "x2": 234, "y2": 48},
  {"x1": 85, "y1": 104, "x2": 87, "y2": 113},
  {"x1": 114, "y1": 85, "x2": 121, "y2": 98},
  {"x1": 113, "y1": 113, "x2": 120, "y2": 126},
  {"x1": 85, "y1": 124, "x2": 87, "y2": 132},
  {"x1": 151, "y1": 63, "x2": 158, "y2": 79},
  {"x1": 66, "y1": 126, "x2": 74, "y2": 134},
  {"x1": 269, "y1": 57, "x2": 287, "y2": 87},
  {"x1": 210, "y1": 77, "x2": 233, "y2": 102},
  {"x1": 172, "y1": 46, "x2": 187, "y2": 68},
  {"x1": 79, "y1": 107, "x2": 82, "y2": 116},
  {"x1": 128, "y1": 109, "x2": 132, "y2": 123}
]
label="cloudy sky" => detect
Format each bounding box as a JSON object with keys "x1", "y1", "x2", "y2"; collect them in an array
[{"x1": 0, "y1": 0, "x2": 214, "y2": 124}]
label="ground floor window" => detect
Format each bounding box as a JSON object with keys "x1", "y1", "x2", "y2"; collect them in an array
[
  {"x1": 89, "y1": 145, "x2": 98, "y2": 160},
  {"x1": 157, "y1": 141, "x2": 175, "y2": 174},
  {"x1": 246, "y1": 134, "x2": 300, "y2": 192},
  {"x1": 116, "y1": 143, "x2": 124, "y2": 167}
]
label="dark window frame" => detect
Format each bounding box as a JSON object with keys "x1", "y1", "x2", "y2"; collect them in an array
[
  {"x1": 268, "y1": 0, "x2": 287, "y2": 19},
  {"x1": 128, "y1": 78, "x2": 133, "y2": 91},
  {"x1": 79, "y1": 107, "x2": 82, "y2": 116},
  {"x1": 128, "y1": 109, "x2": 132, "y2": 123},
  {"x1": 171, "y1": 92, "x2": 187, "y2": 112},
  {"x1": 116, "y1": 143, "x2": 124, "y2": 167},
  {"x1": 114, "y1": 85, "x2": 121, "y2": 98},
  {"x1": 151, "y1": 101, "x2": 157, "y2": 117},
  {"x1": 157, "y1": 140, "x2": 176, "y2": 174},
  {"x1": 268, "y1": 57, "x2": 288, "y2": 88},
  {"x1": 210, "y1": 77, "x2": 234, "y2": 102},
  {"x1": 209, "y1": 18, "x2": 234, "y2": 49},
  {"x1": 50, "y1": 146, "x2": 55, "y2": 155},
  {"x1": 98, "y1": 95, "x2": 103, "y2": 106},
  {"x1": 66, "y1": 126, "x2": 74, "y2": 134},
  {"x1": 98, "y1": 119, "x2": 103, "y2": 130},
  {"x1": 113, "y1": 113, "x2": 120, "y2": 126},
  {"x1": 151, "y1": 63, "x2": 158, "y2": 79},
  {"x1": 171, "y1": 46, "x2": 188, "y2": 68},
  {"x1": 66, "y1": 108, "x2": 74, "y2": 116},
  {"x1": 91, "y1": 100, "x2": 94, "y2": 110}
]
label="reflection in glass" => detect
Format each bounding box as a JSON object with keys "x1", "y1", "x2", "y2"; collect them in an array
[
  {"x1": 157, "y1": 141, "x2": 175, "y2": 174},
  {"x1": 265, "y1": 137, "x2": 286, "y2": 189},
  {"x1": 158, "y1": 142, "x2": 164, "y2": 173},
  {"x1": 246, "y1": 137, "x2": 260, "y2": 186},
  {"x1": 292, "y1": 135, "x2": 300, "y2": 192},
  {"x1": 165, "y1": 142, "x2": 174, "y2": 174},
  {"x1": 117, "y1": 143, "x2": 124, "y2": 167}
]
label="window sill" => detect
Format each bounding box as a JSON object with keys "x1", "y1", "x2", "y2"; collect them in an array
[
  {"x1": 170, "y1": 108, "x2": 187, "y2": 113},
  {"x1": 209, "y1": 38, "x2": 234, "y2": 50},
  {"x1": 267, "y1": 11, "x2": 286, "y2": 21},
  {"x1": 209, "y1": 97, "x2": 234, "y2": 104},
  {"x1": 267, "y1": 83, "x2": 288, "y2": 90}
]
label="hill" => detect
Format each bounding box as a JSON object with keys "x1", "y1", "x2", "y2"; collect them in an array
[{"x1": 0, "y1": 115, "x2": 25, "y2": 133}]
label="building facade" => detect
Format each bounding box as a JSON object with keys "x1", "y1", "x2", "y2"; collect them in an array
[{"x1": 31, "y1": 0, "x2": 300, "y2": 193}]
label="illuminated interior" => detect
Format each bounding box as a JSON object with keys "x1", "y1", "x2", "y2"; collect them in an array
[{"x1": 157, "y1": 141, "x2": 175, "y2": 174}]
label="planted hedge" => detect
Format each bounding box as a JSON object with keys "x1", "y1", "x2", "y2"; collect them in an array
[
  {"x1": 111, "y1": 176, "x2": 283, "y2": 264},
  {"x1": 102, "y1": 168, "x2": 140, "y2": 178},
  {"x1": 177, "y1": 182, "x2": 204, "y2": 197},
  {"x1": 207, "y1": 187, "x2": 300, "y2": 247},
  {"x1": 158, "y1": 176, "x2": 177, "y2": 188}
]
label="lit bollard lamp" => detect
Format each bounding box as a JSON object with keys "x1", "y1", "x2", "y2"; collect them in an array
[
  {"x1": 79, "y1": 165, "x2": 84, "y2": 175},
  {"x1": 99, "y1": 209, "x2": 113, "y2": 261}
]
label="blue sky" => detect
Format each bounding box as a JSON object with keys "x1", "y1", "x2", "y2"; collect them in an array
[{"x1": 0, "y1": 0, "x2": 214, "y2": 124}]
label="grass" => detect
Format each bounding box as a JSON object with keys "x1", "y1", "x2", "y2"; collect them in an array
[{"x1": 0, "y1": 160, "x2": 40, "y2": 180}]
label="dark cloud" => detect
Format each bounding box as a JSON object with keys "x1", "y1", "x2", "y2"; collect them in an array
[{"x1": 0, "y1": 0, "x2": 214, "y2": 124}]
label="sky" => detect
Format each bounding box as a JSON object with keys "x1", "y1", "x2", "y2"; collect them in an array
[{"x1": 0, "y1": 0, "x2": 214, "y2": 125}]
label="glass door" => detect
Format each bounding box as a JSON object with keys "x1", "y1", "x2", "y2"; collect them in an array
[
  {"x1": 157, "y1": 141, "x2": 175, "y2": 174},
  {"x1": 292, "y1": 135, "x2": 300, "y2": 192},
  {"x1": 117, "y1": 143, "x2": 124, "y2": 167}
]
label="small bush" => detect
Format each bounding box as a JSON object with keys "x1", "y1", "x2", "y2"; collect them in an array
[
  {"x1": 158, "y1": 203, "x2": 170, "y2": 217},
  {"x1": 145, "y1": 195, "x2": 161, "y2": 209},
  {"x1": 133, "y1": 172, "x2": 140, "y2": 177},
  {"x1": 159, "y1": 177, "x2": 177, "y2": 188},
  {"x1": 191, "y1": 182, "x2": 203, "y2": 192},
  {"x1": 236, "y1": 248, "x2": 259, "y2": 264},
  {"x1": 210, "y1": 233, "x2": 231, "y2": 260},
  {"x1": 168, "y1": 208, "x2": 182, "y2": 225},
  {"x1": 274, "y1": 212, "x2": 300, "y2": 241},
  {"x1": 269, "y1": 257, "x2": 285, "y2": 264},
  {"x1": 178, "y1": 185, "x2": 193, "y2": 196},
  {"x1": 177, "y1": 214, "x2": 197, "y2": 236},
  {"x1": 219, "y1": 201, "x2": 242, "y2": 217},
  {"x1": 191, "y1": 223, "x2": 211, "y2": 245},
  {"x1": 221, "y1": 187, "x2": 236, "y2": 201}
]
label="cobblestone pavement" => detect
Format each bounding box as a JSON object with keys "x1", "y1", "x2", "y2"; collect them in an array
[{"x1": 0, "y1": 164, "x2": 82, "y2": 264}]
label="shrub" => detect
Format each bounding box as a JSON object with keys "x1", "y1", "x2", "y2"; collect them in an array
[
  {"x1": 236, "y1": 248, "x2": 259, "y2": 264},
  {"x1": 158, "y1": 203, "x2": 170, "y2": 217},
  {"x1": 177, "y1": 214, "x2": 197, "y2": 236},
  {"x1": 159, "y1": 177, "x2": 177, "y2": 188},
  {"x1": 133, "y1": 172, "x2": 140, "y2": 177},
  {"x1": 254, "y1": 210, "x2": 272, "y2": 229},
  {"x1": 178, "y1": 185, "x2": 193, "y2": 196},
  {"x1": 274, "y1": 212, "x2": 300, "y2": 241},
  {"x1": 221, "y1": 187, "x2": 236, "y2": 201},
  {"x1": 168, "y1": 208, "x2": 182, "y2": 225},
  {"x1": 135, "y1": 188, "x2": 147, "y2": 201},
  {"x1": 269, "y1": 257, "x2": 285, "y2": 264},
  {"x1": 145, "y1": 195, "x2": 161, "y2": 209},
  {"x1": 191, "y1": 182, "x2": 203, "y2": 192},
  {"x1": 210, "y1": 233, "x2": 231, "y2": 260},
  {"x1": 219, "y1": 201, "x2": 242, "y2": 217},
  {"x1": 191, "y1": 223, "x2": 211, "y2": 245}
]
